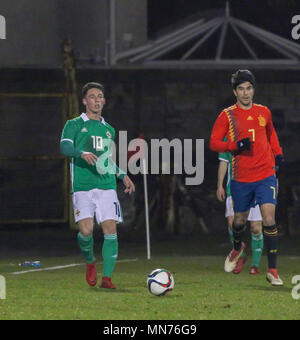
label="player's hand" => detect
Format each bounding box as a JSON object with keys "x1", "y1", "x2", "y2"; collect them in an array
[
  {"x1": 236, "y1": 137, "x2": 251, "y2": 152},
  {"x1": 216, "y1": 186, "x2": 226, "y2": 202},
  {"x1": 81, "y1": 152, "x2": 98, "y2": 166},
  {"x1": 275, "y1": 154, "x2": 285, "y2": 173},
  {"x1": 123, "y1": 175, "x2": 135, "y2": 195}
]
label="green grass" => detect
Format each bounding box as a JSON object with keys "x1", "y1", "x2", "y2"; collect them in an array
[{"x1": 0, "y1": 245, "x2": 299, "y2": 320}]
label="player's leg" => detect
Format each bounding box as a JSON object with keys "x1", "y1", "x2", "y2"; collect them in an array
[
  {"x1": 225, "y1": 196, "x2": 234, "y2": 244},
  {"x1": 256, "y1": 175, "x2": 283, "y2": 286},
  {"x1": 100, "y1": 219, "x2": 118, "y2": 288},
  {"x1": 224, "y1": 210, "x2": 249, "y2": 272},
  {"x1": 94, "y1": 189, "x2": 123, "y2": 289},
  {"x1": 249, "y1": 220, "x2": 263, "y2": 274},
  {"x1": 72, "y1": 191, "x2": 98, "y2": 286},
  {"x1": 225, "y1": 180, "x2": 254, "y2": 272},
  {"x1": 248, "y1": 205, "x2": 263, "y2": 274},
  {"x1": 77, "y1": 218, "x2": 98, "y2": 286},
  {"x1": 260, "y1": 203, "x2": 283, "y2": 285},
  {"x1": 77, "y1": 217, "x2": 96, "y2": 263},
  {"x1": 226, "y1": 197, "x2": 247, "y2": 274}
]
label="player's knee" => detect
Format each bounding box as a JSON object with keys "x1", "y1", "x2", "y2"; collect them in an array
[
  {"x1": 250, "y1": 221, "x2": 262, "y2": 235},
  {"x1": 234, "y1": 215, "x2": 247, "y2": 227},
  {"x1": 232, "y1": 222, "x2": 246, "y2": 234},
  {"x1": 263, "y1": 215, "x2": 275, "y2": 226},
  {"x1": 78, "y1": 218, "x2": 94, "y2": 236}
]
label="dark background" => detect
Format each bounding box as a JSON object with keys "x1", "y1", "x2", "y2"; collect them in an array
[{"x1": 148, "y1": 0, "x2": 298, "y2": 39}]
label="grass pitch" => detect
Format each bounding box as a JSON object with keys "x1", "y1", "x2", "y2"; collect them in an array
[{"x1": 0, "y1": 231, "x2": 299, "y2": 320}]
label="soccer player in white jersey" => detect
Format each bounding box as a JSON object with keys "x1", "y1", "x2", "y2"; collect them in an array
[{"x1": 60, "y1": 82, "x2": 135, "y2": 289}]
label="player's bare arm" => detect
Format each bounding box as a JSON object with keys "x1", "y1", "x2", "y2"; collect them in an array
[{"x1": 216, "y1": 161, "x2": 228, "y2": 202}]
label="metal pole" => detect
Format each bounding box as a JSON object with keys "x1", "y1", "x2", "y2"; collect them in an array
[
  {"x1": 108, "y1": 0, "x2": 116, "y2": 65},
  {"x1": 143, "y1": 158, "x2": 151, "y2": 260}
]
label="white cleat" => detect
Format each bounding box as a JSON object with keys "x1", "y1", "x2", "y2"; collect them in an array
[
  {"x1": 266, "y1": 270, "x2": 284, "y2": 286},
  {"x1": 224, "y1": 242, "x2": 245, "y2": 273}
]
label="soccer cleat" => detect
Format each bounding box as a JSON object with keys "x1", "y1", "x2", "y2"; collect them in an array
[
  {"x1": 86, "y1": 262, "x2": 98, "y2": 286},
  {"x1": 100, "y1": 276, "x2": 116, "y2": 289},
  {"x1": 224, "y1": 242, "x2": 245, "y2": 273},
  {"x1": 266, "y1": 269, "x2": 283, "y2": 286},
  {"x1": 232, "y1": 255, "x2": 247, "y2": 274},
  {"x1": 250, "y1": 266, "x2": 260, "y2": 275}
]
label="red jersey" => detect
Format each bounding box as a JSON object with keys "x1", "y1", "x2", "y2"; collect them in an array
[{"x1": 210, "y1": 103, "x2": 283, "y2": 183}]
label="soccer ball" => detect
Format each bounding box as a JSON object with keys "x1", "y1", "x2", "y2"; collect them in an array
[{"x1": 147, "y1": 268, "x2": 174, "y2": 296}]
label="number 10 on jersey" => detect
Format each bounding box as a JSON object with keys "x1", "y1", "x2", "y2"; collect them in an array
[{"x1": 91, "y1": 136, "x2": 103, "y2": 151}]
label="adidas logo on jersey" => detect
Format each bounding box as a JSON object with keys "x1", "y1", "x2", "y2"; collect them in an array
[
  {"x1": 247, "y1": 116, "x2": 254, "y2": 120},
  {"x1": 81, "y1": 128, "x2": 88, "y2": 132}
]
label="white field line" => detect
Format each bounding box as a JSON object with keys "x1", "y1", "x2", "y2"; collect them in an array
[{"x1": 10, "y1": 258, "x2": 138, "y2": 275}]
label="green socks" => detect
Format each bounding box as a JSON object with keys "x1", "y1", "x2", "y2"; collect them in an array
[
  {"x1": 251, "y1": 233, "x2": 263, "y2": 268},
  {"x1": 77, "y1": 232, "x2": 118, "y2": 277},
  {"x1": 229, "y1": 228, "x2": 263, "y2": 266},
  {"x1": 77, "y1": 232, "x2": 96, "y2": 264},
  {"x1": 102, "y1": 233, "x2": 118, "y2": 278}
]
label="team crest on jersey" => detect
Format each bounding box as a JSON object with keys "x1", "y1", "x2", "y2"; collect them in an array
[
  {"x1": 106, "y1": 131, "x2": 112, "y2": 138},
  {"x1": 258, "y1": 115, "x2": 266, "y2": 127}
]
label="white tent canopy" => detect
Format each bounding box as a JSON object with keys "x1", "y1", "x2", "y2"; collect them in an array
[{"x1": 112, "y1": 2, "x2": 300, "y2": 68}]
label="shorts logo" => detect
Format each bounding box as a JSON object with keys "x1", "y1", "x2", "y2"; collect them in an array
[
  {"x1": 106, "y1": 131, "x2": 112, "y2": 139},
  {"x1": 258, "y1": 115, "x2": 266, "y2": 127},
  {"x1": 75, "y1": 209, "x2": 80, "y2": 216}
]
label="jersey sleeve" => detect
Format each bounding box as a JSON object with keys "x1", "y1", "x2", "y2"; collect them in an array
[
  {"x1": 265, "y1": 108, "x2": 283, "y2": 156},
  {"x1": 210, "y1": 112, "x2": 237, "y2": 153},
  {"x1": 60, "y1": 120, "x2": 82, "y2": 158},
  {"x1": 218, "y1": 137, "x2": 230, "y2": 161},
  {"x1": 218, "y1": 151, "x2": 230, "y2": 162},
  {"x1": 61, "y1": 120, "x2": 79, "y2": 143}
]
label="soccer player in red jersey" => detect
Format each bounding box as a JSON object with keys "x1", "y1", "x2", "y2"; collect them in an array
[{"x1": 210, "y1": 70, "x2": 285, "y2": 286}]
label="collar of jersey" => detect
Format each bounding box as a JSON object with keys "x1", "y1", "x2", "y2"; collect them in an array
[{"x1": 80, "y1": 112, "x2": 106, "y2": 125}]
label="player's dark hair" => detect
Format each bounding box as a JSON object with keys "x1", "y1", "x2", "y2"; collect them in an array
[
  {"x1": 82, "y1": 82, "x2": 105, "y2": 97},
  {"x1": 231, "y1": 70, "x2": 255, "y2": 89}
]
